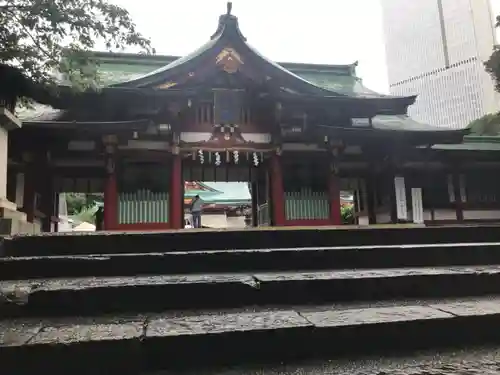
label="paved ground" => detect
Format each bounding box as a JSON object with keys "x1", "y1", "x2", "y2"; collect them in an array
[{"x1": 145, "y1": 345, "x2": 500, "y2": 374}]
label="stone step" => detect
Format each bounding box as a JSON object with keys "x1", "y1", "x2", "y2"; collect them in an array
[
  {"x1": 3, "y1": 266, "x2": 500, "y2": 317},
  {"x1": 134, "y1": 346, "x2": 500, "y2": 375},
  {"x1": 4, "y1": 225, "x2": 500, "y2": 256},
  {"x1": 2, "y1": 242, "x2": 500, "y2": 280},
  {"x1": 2, "y1": 297, "x2": 500, "y2": 373}
]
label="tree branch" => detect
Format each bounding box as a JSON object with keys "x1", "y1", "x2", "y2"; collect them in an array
[{"x1": 0, "y1": 5, "x2": 28, "y2": 10}]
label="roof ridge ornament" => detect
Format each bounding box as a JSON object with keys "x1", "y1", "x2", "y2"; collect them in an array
[{"x1": 210, "y1": 2, "x2": 247, "y2": 41}]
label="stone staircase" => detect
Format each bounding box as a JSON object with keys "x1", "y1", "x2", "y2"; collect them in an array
[{"x1": 3, "y1": 226, "x2": 500, "y2": 373}]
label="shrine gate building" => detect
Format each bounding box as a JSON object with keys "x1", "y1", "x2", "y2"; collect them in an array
[{"x1": 5, "y1": 3, "x2": 500, "y2": 234}]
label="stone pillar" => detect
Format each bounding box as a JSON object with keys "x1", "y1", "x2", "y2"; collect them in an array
[
  {"x1": 170, "y1": 151, "x2": 183, "y2": 229},
  {"x1": 0, "y1": 127, "x2": 8, "y2": 206},
  {"x1": 0, "y1": 109, "x2": 19, "y2": 211},
  {"x1": 0, "y1": 107, "x2": 33, "y2": 234},
  {"x1": 269, "y1": 153, "x2": 285, "y2": 226}
]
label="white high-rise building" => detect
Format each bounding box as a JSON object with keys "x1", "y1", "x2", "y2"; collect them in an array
[{"x1": 381, "y1": 0, "x2": 499, "y2": 129}]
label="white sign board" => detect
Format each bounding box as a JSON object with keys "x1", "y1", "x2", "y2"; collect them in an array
[
  {"x1": 411, "y1": 188, "x2": 424, "y2": 224},
  {"x1": 394, "y1": 176, "x2": 407, "y2": 220}
]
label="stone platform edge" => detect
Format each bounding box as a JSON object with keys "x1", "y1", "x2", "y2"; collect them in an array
[
  {"x1": 2, "y1": 297, "x2": 500, "y2": 371},
  {"x1": 2, "y1": 297, "x2": 500, "y2": 348},
  {"x1": 3, "y1": 267, "x2": 500, "y2": 319},
  {"x1": 5, "y1": 222, "x2": 490, "y2": 239}
]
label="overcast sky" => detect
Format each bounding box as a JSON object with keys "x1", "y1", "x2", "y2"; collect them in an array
[{"x1": 112, "y1": 0, "x2": 390, "y2": 93}]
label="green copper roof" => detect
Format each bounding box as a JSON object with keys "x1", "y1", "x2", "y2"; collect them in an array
[
  {"x1": 204, "y1": 182, "x2": 251, "y2": 202},
  {"x1": 184, "y1": 182, "x2": 251, "y2": 204},
  {"x1": 90, "y1": 6, "x2": 387, "y2": 98},
  {"x1": 466, "y1": 112, "x2": 500, "y2": 136},
  {"x1": 432, "y1": 135, "x2": 500, "y2": 151},
  {"x1": 93, "y1": 52, "x2": 372, "y2": 97},
  {"x1": 184, "y1": 189, "x2": 220, "y2": 197},
  {"x1": 430, "y1": 113, "x2": 500, "y2": 151},
  {"x1": 372, "y1": 115, "x2": 459, "y2": 132},
  {"x1": 432, "y1": 142, "x2": 500, "y2": 151}
]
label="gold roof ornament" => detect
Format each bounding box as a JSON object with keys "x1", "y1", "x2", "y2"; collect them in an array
[
  {"x1": 216, "y1": 47, "x2": 243, "y2": 74},
  {"x1": 156, "y1": 81, "x2": 177, "y2": 89}
]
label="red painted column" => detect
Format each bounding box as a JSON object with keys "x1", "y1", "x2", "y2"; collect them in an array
[
  {"x1": 270, "y1": 154, "x2": 285, "y2": 226},
  {"x1": 104, "y1": 154, "x2": 117, "y2": 230},
  {"x1": 328, "y1": 173, "x2": 342, "y2": 225},
  {"x1": 170, "y1": 154, "x2": 182, "y2": 229}
]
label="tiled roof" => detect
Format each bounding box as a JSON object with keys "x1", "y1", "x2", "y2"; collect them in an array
[
  {"x1": 203, "y1": 182, "x2": 251, "y2": 201},
  {"x1": 432, "y1": 135, "x2": 500, "y2": 151},
  {"x1": 372, "y1": 115, "x2": 461, "y2": 132},
  {"x1": 96, "y1": 58, "x2": 380, "y2": 98},
  {"x1": 185, "y1": 182, "x2": 251, "y2": 204},
  {"x1": 16, "y1": 104, "x2": 62, "y2": 121}
]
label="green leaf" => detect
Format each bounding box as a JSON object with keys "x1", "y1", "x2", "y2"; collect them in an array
[
  {"x1": 0, "y1": 0, "x2": 153, "y2": 91},
  {"x1": 485, "y1": 16, "x2": 500, "y2": 93},
  {"x1": 467, "y1": 112, "x2": 500, "y2": 136}
]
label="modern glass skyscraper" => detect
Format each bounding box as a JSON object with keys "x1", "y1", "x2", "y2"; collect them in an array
[{"x1": 381, "y1": 0, "x2": 499, "y2": 129}]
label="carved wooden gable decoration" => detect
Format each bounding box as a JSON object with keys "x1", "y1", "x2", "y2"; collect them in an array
[{"x1": 216, "y1": 47, "x2": 243, "y2": 74}]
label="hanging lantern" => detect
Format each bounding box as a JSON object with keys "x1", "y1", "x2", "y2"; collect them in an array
[
  {"x1": 233, "y1": 150, "x2": 239, "y2": 164},
  {"x1": 198, "y1": 149, "x2": 204, "y2": 164},
  {"x1": 215, "y1": 152, "x2": 221, "y2": 166}
]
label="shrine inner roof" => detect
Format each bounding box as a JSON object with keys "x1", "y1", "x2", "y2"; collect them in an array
[
  {"x1": 203, "y1": 182, "x2": 251, "y2": 201},
  {"x1": 371, "y1": 115, "x2": 461, "y2": 132},
  {"x1": 95, "y1": 53, "x2": 380, "y2": 98},
  {"x1": 184, "y1": 182, "x2": 251, "y2": 204},
  {"x1": 99, "y1": 3, "x2": 410, "y2": 101},
  {"x1": 14, "y1": 3, "x2": 467, "y2": 139}
]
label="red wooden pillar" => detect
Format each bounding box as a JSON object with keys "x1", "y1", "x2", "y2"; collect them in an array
[
  {"x1": 104, "y1": 153, "x2": 117, "y2": 230},
  {"x1": 270, "y1": 154, "x2": 285, "y2": 226},
  {"x1": 170, "y1": 153, "x2": 182, "y2": 229},
  {"x1": 328, "y1": 173, "x2": 342, "y2": 225}
]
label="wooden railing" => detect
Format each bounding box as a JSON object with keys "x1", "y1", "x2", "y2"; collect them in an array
[
  {"x1": 194, "y1": 103, "x2": 251, "y2": 125},
  {"x1": 118, "y1": 190, "x2": 169, "y2": 224}
]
